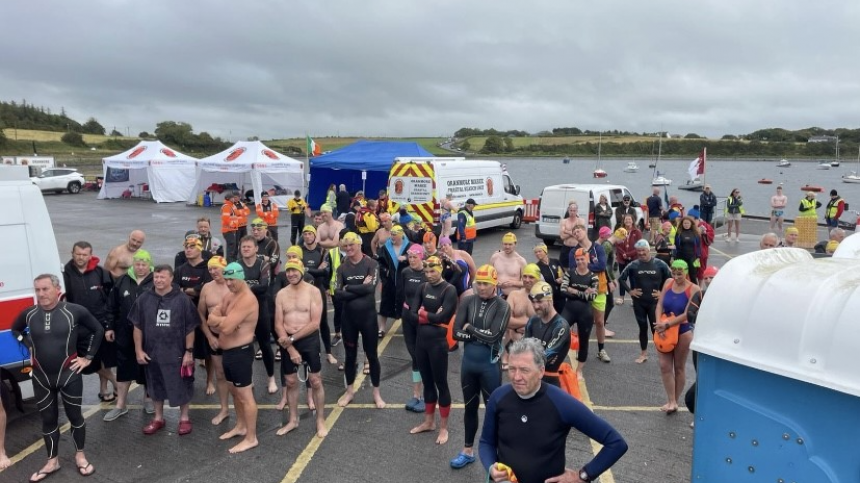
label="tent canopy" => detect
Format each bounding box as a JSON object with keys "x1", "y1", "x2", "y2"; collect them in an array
[
  {"x1": 308, "y1": 140, "x2": 432, "y2": 208},
  {"x1": 188, "y1": 141, "x2": 304, "y2": 207},
  {"x1": 98, "y1": 140, "x2": 197, "y2": 203}
]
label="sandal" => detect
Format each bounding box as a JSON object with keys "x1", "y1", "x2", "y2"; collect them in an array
[
  {"x1": 77, "y1": 462, "x2": 95, "y2": 477},
  {"x1": 363, "y1": 362, "x2": 370, "y2": 375},
  {"x1": 275, "y1": 351, "x2": 282, "y2": 362},
  {"x1": 98, "y1": 392, "x2": 117, "y2": 403},
  {"x1": 255, "y1": 350, "x2": 263, "y2": 360},
  {"x1": 337, "y1": 363, "x2": 345, "y2": 371},
  {"x1": 29, "y1": 467, "x2": 61, "y2": 483},
  {"x1": 378, "y1": 330, "x2": 385, "y2": 339}
]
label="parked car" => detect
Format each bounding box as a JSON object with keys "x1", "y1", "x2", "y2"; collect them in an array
[{"x1": 31, "y1": 168, "x2": 85, "y2": 194}]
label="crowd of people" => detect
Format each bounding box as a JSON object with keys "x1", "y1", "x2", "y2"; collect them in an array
[{"x1": 7, "y1": 181, "x2": 849, "y2": 482}]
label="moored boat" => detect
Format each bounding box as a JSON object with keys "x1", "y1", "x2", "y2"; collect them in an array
[
  {"x1": 623, "y1": 161, "x2": 639, "y2": 173},
  {"x1": 777, "y1": 158, "x2": 791, "y2": 167},
  {"x1": 800, "y1": 185, "x2": 823, "y2": 193},
  {"x1": 757, "y1": 179, "x2": 773, "y2": 184}
]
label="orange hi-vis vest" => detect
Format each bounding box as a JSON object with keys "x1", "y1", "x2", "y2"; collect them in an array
[
  {"x1": 221, "y1": 201, "x2": 250, "y2": 233},
  {"x1": 256, "y1": 202, "x2": 279, "y2": 226}
]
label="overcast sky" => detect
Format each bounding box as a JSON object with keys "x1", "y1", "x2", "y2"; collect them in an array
[{"x1": 2, "y1": 0, "x2": 858, "y2": 140}]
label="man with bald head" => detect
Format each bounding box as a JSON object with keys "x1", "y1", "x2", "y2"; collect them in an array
[{"x1": 105, "y1": 230, "x2": 146, "y2": 279}]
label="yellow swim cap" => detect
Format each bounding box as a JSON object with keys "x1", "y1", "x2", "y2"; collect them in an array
[
  {"x1": 475, "y1": 265, "x2": 498, "y2": 285},
  {"x1": 286, "y1": 245, "x2": 303, "y2": 259},
  {"x1": 207, "y1": 255, "x2": 227, "y2": 269},
  {"x1": 302, "y1": 225, "x2": 317, "y2": 235},
  {"x1": 613, "y1": 228, "x2": 628, "y2": 239},
  {"x1": 785, "y1": 227, "x2": 799, "y2": 235},
  {"x1": 284, "y1": 258, "x2": 305, "y2": 275},
  {"x1": 522, "y1": 263, "x2": 542, "y2": 279},
  {"x1": 533, "y1": 243, "x2": 548, "y2": 254},
  {"x1": 502, "y1": 232, "x2": 517, "y2": 244},
  {"x1": 423, "y1": 256, "x2": 444, "y2": 274},
  {"x1": 529, "y1": 281, "x2": 553, "y2": 301},
  {"x1": 390, "y1": 225, "x2": 404, "y2": 235},
  {"x1": 342, "y1": 232, "x2": 362, "y2": 245}
]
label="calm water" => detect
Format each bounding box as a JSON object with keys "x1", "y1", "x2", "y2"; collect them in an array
[{"x1": 500, "y1": 157, "x2": 860, "y2": 218}]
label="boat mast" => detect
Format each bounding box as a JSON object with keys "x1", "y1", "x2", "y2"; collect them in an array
[{"x1": 652, "y1": 131, "x2": 662, "y2": 179}]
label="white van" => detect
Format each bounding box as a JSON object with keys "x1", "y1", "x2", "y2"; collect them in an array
[
  {"x1": 388, "y1": 157, "x2": 525, "y2": 230},
  {"x1": 0, "y1": 166, "x2": 64, "y2": 404},
  {"x1": 535, "y1": 183, "x2": 645, "y2": 243}
]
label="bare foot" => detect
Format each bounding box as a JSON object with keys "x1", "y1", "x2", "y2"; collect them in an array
[
  {"x1": 326, "y1": 354, "x2": 338, "y2": 365},
  {"x1": 660, "y1": 404, "x2": 679, "y2": 414},
  {"x1": 275, "y1": 397, "x2": 288, "y2": 411},
  {"x1": 267, "y1": 379, "x2": 278, "y2": 395},
  {"x1": 211, "y1": 411, "x2": 229, "y2": 425},
  {"x1": 316, "y1": 421, "x2": 329, "y2": 438},
  {"x1": 436, "y1": 428, "x2": 449, "y2": 445},
  {"x1": 0, "y1": 453, "x2": 11, "y2": 470},
  {"x1": 228, "y1": 438, "x2": 259, "y2": 454},
  {"x1": 206, "y1": 383, "x2": 216, "y2": 396},
  {"x1": 410, "y1": 422, "x2": 436, "y2": 434},
  {"x1": 373, "y1": 392, "x2": 386, "y2": 409},
  {"x1": 604, "y1": 329, "x2": 616, "y2": 338},
  {"x1": 337, "y1": 391, "x2": 355, "y2": 407},
  {"x1": 276, "y1": 420, "x2": 299, "y2": 436},
  {"x1": 219, "y1": 426, "x2": 247, "y2": 440},
  {"x1": 307, "y1": 395, "x2": 316, "y2": 412},
  {"x1": 635, "y1": 354, "x2": 648, "y2": 364}
]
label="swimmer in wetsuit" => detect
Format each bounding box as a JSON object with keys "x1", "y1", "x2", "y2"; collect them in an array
[
  {"x1": 560, "y1": 248, "x2": 598, "y2": 380},
  {"x1": 12, "y1": 274, "x2": 104, "y2": 481},
  {"x1": 617, "y1": 240, "x2": 671, "y2": 364},
  {"x1": 524, "y1": 282, "x2": 571, "y2": 387},
  {"x1": 396, "y1": 244, "x2": 428, "y2": 412},
  {"x1": 450, "y1": 265, "x2": 510, "y2": 470}
]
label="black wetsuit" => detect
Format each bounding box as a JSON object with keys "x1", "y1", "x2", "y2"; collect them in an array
[
  {"x1": 106, "y1": 272, "x2": 153, "y2": 383},
  {"x1": 411, "y1": 280, "x2": 458, "y2": 413},
  {"x1": 537, "y1": 258, "x2": 566, "y2": 315},
  {"x1": 560, "y1": 270, "x2": 598, "y2": 363},
  {"x1": 240, "y1": 256, "x2": 273, "y2": 378},
  {"x1": 63, "y1": 259, "x2": 113, "y2": 374},
  {"x1": 524, "y1": 313, "x2": 571, "y2": 386},
  {"x1": 323, "y1": 247, "x2": 346, "y2": 335},
  {"x1": 377, "y1": 240, "x2": 411, "y2": 318},
  {"x1": 256, "y1": 236, "x2": 281, "y2": 273},
  {"x1": 334, "y1": 254, "x2": 381, "y2": 386},
  {"x1": 175, "y1": 259, "x2": 212, "y2": 360},
  {"x1": 453, "y1": 294, "x2": 510, "y2": 449},
  {"x1": 302, "y1": 244, "x2": 331, "y2": 355},
  {"x1": 618, "y1": 257, "x2": 671, "y2": 351},
  {"x1": 12, "y1": 302, "x2": 104, "y2": 459},
  {"x1": 396, "y1": 267, "x2": 426, "y2": 376}
]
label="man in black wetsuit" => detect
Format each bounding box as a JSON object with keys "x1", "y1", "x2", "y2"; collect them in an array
[
  {"x1": 618, "y1": 240, "x2": 671, "y2": 364},
  {"x1": 237, "y1": 235, "x2": 276, "y2": 394},
  {"x1": 396, "y1": 244, "x2": 428, "y2": 412},
  {"x1": 450, "y1": 264, "x2": 510, "y2": 470},
  {"x1": 333, "y1": 232, "x2": 386, "y2": 409},
  {"x1": 524, "y1": 282, "x2": 571, "y2": 387},
  {"x1": 12, "y1": 274, "x2": 103, "y2": 480},
  {"x1": 479, "y1": 338, "x2": 628, "y2": 483}
]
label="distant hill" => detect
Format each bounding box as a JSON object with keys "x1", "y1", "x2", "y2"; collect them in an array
[{"x1": 0, "y1": 100, "x2": 83, "y2": 132}]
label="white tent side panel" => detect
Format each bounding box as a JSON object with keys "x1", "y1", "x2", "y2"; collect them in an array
[{"x1": 147, "y1": 165, "x2": 196, "y2": 203}]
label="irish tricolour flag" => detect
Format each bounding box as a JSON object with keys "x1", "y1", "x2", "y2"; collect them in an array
[{"x1": 307, "y1": 136, "x2": 322, "y2": 157}]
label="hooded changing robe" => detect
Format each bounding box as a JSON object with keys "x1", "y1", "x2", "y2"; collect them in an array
[{"x1": 128, "y1": 286, "x2": 199, "y2": 406}]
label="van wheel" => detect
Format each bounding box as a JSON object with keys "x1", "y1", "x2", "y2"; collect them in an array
[
  {"x1": 510, "y1": 210, "x2": 523, "y2": 229},
  {"x1": 68, "y1": 182, "x2": 82, "y2": 194}
]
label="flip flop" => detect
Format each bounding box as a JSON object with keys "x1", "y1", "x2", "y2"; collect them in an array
[
  {"x1": 77, "y1": 462, "x2": 95, "y2": 477},
  {"x1": 363, "y1": 363, "x2": 370, "y2": 375},
  {"x1": 29, "y1": 467, "x2": 61, "y2": 483},
  {"x1": 99, "y1": 392, "x2": 116, "y2": 403},
  {"x1": 337, "y1": 363, "x2": 345, "y2": 371}
]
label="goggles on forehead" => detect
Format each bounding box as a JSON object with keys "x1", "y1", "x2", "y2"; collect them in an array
[{"x1": 251, "y1": 223, "x2": 267, "y2": 228}]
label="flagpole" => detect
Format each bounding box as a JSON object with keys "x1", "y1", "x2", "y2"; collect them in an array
[{"x1": 702, "y1": 147, "x2": 707, "y2": 188}]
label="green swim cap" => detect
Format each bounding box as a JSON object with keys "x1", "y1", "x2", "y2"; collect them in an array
[
  {"x1": 132, "y1": 249, "x2": 152, "y2": 264},
  {"x1": 671, "y1": 259, "x2": 689, "y2": 272},
  {"x1": 223, "y1": 262, "x2": 246, "y2": 280}
]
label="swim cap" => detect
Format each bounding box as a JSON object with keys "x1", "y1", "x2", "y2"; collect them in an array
[
  {"x1": 598, "y1": 226, "x2": 612, "y2": 239},
  {"x1": 390, "y1": 225, "x2": 404, "y2": 235},
  {"x1": 533, "y1": 243, "x2": 548, "y2": 254},
  {"x1": 132, "y1": 249, "x2": 152, "y2": 264},
  {"x1": 302, "y1": 225, "x2": 317, "y2": 235},
  {"x1": 184, "y1": 237, "x2": 203, "y2": 250},
  {"x1": 701, "y1": 266, "x2": 719, "y2": 279},
  {"x1": 529, "y1": 281, "x2": 553, "y2": 301},
  {"x1": 474, "y1": 265, "x2": 498, "y2": 285},
  {"x1": 251, "y1": 217, "x2": 268, "y2": 228},
  {"x1": 284, "y1": 258, "x2": 305, "y2": 275},
  {"x1": 573, "y1": 248, "x2": 588, "y2": 259},
  {"x1": 320, "y1": 203, "x2": 333, "y2": 213},
  {"x1": 342, "y1": 232, "x2": 362, "y2": 245},
  {"x1": 423, "y1": 256, "x2": 444, "y2": 274},
  {"x1": 634, "y1": 239, "x2": 650, "y2": 250},
  {"x1": 423, "y1": 232, "x2": 437, "y2": 244},
  {"x1": 407, "y1": 244, "x2": 425, "y2": 259},
  {"x1": 670, "y1": 259, "x2": 689, "y2": 272},
  {"x1": 438, "y1": 236, "x2": 452, "y2": 246},
  {"x1": 522, "y1": 263, "x2": 542, "y2": 279},
  {"x1": 613, "y1": 228, "x2": 628, "y2": 239},
  {"x1": 207, "y1": 255, "x2": 227, "y2": 269},
  {"x1": 223, "y1": 262, "x2": 245, "y2": 280},
  {"x1": 785, "y1": 227, "x2": 799, "y2": 235},
  {"x1": 286, "y1": 245, "x2": 304, "y2": 259},
  {"x1": 826, "y1": 240, "x2": 840, "y2": 253},
  {"x1": 502, "y1": 232, "x2": 517, "y2": 244}
]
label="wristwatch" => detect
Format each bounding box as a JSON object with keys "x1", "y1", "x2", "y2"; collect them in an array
[
  {"x1": 185, "y1": 347, "x2": 194, "y2": 353},
  {"x1": 289, "y1": 335, "x2": 295, "y2": 343},
  {"x1": 579, "y1": 468, "x2": 592, "y2": 482}
]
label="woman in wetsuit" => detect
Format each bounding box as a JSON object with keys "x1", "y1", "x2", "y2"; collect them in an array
[
  {"x1": 450, "y1": 265, "x2": 510, "y2": 470},
  {"x1": 654, "y1": 259, "x2": 700, "y2": 414},
  {"x1": 673, "y1": 216, "x2": 701, "y2": 284},
  {"x1": 560, "y1": 248, "x2": 598, "y2": 380},
  {"x1": 12, "y1": 274, "x2": 104, "y2": 480},
  {"x1": 408, "y1": 256, "x2": 458, "y2": 444},
  {"x1": 395, "y1": 244, "x2": 428, "y2": 412}
]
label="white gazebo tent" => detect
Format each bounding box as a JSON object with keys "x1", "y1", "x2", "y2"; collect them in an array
[
  {"x1": 98, "y1": 141, "x2": 197, "y2": 203},
  {"x1": 188, "y1": 141, "x2": 304, "y2": 207}
]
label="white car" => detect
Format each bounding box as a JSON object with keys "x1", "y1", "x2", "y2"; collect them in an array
[{"x1": 31, "y1": 168, "x2": 86, "y2": 194}]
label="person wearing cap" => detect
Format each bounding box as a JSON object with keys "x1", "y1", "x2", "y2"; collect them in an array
[
  {"x1": 370, "y1": 212, "x2": 394, "y2": 257},
  {"x1": 286, "y1": 190, "x2": 309, "y2": 246},
  {"x1": 594, "y1": 194, "x2": 613, "y2": 234},
  {"x1": 105, "y1": 229, "x2": 147, "y2": 279},
  {"x1": 498, "y1": 261, "x2": 538, "y2": 369},
  {"x1": 333, "y1": 231, "x2": 386, "y2": 409},
  {"x1": 408, "y1": 256, "x2": 458, "y2": 444},
  {"x1": 250, "y1": 217, "x2": 281, "y2": 274},
  {"x1": 558, "y1": 201, "x2": 581, "y2": 268},
  {"x1": 524, "y1": 281, "x2": 571, "y2": 387},
  {"x1": 450, "y1": 264, "x2": 510, "y2": 470},
  {"x1": 103, "y1": 249, "x2": 155, "y2": 422},
  {"x1": 684, "y1": 264, "x2": 718, "y2": 422},
  {"x1": 655, "y1": 259, "x2": 700, "y2": 414},
  {"x1": 490, "y1": 232, "x2": 527, "y2": 299},
  {"x1": 533, "y1": 243, "x2": 566, "y2": 316},
  {"x1": 781, "y1": 226, "x2": 799, "y2": 248},
  {"x1": 667, "y1": 195, "x2": 685, "y2": 219},
  {"x1": 175, "y1": 236, "x2": 214, "y2": 380},
  {"x1": 568, "y1": 222, "x2": 611, "y2": 363},
  {"x1": 614, "y1": 215, "x2": 642, "y2": 305},
  {"x1": 130, "y1": 265, "x2": 199, "y2": 436},
  {"x1": 317, "y1": 203, "x2": 345, "y2": 250},
  {"x1": 825, "y1": 189, "x2": 845, "y2": 229},
  {"x1": 814, "y1": 227, "x2": 846, "y2": 254},
  {"x1": 205, "y1": 262, "x2": 261, "y2": 453},
  {"x1": 647, "y1": 188, "x2": 664, "y2": 243},
  {"x1": 797, "y1": 191, "x2": 822, "y2": 249},
  {"x1": 653, "y1": 222, "x2": 674, "y2": 265},
  {"x1": 236, "y1": 235, "x2": 277, "y2": 394},
  {"x1": 618, "y1": 239, "x2": 671, "y2": 364},
  {"x1": 724, "y1": 188, "x2": 743, "y2": 242},
  {"x1": 673, "y1": 216, "x2": 702, "y2": 284},
  {"x1": 273, "y1": 258, "x2": 328, "y2": 439},
  {"x1": 256, "y1": 191, "x2": 280, "y2": 241},
  {"x1": 198, "y1": 256, "x2": 233, "y2": 426},
  {"x1": 614, "y1": 195, "x2": 637, "y2": 231},
  {"x1": 560, "y1": 248, "x2": 599, "y2": 378},
  {"x1": 699, "y1": 185, "x2": 717, "y2": 225},
  {"x1": 221, "y1": 191, "x2": 250, "y2": 262},
  {"x1": 457, "y1": 198, "x2": 478, "y2": 255},
  {"x1": 439, "y1": 236, "x2": 477, "y2": 298},
  {"x1": 397, "y1": 244, "x2": 429, "y2": 413},
  {"x1": 422, "y1": 231, "x2": 440, "y2": 257},
  {"x1": 377, "y1": 224, "x2": 412, "y2": 338},
  {"x1": 770, "y1": 186, "x2": 788, "y2": 233},
  {"x1": 297, "y1": 225, "x2": 337, "y2": 366}
]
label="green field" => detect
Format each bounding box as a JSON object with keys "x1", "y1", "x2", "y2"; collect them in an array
[
  {"x1": 461, "y1": 134, "x2": 712, "y2": 152},
  {"x1": 265, "y1": 137, "x2": 449, "y2": 156}
]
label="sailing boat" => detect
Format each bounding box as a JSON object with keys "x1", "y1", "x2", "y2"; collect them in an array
[
  {"x1": 593, "y1": 133, "x2": 607, "y2": 178},
  {"x1": 842, "y1": 146, "x2": 860, "y2": 184},
  {"x1": 678, "y1": 148, "x2": 705, "y2": 191},
  {"x1": 831, "y1": 136, "x2": 840, "y2": 167},
  {"x1": 650, "y1": 132, "x2": 672, "y2": 186}
]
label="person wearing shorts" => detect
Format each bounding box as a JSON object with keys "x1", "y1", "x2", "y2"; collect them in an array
[{"x1": 770, "y1": 186, "x2": 787, "y2": 233}]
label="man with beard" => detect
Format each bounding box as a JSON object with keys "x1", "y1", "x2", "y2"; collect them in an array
[
  {"x1": 104, "y1": 230, "x2": 146, "y2": 279},
  {"x1": 250, "y1": 217, "x2": 281, "y2": 274},
  {"x1": 524, "y1": 282, "x2": 570, "y2": 387},
  {"x1": 175, "y1": 236, "x2": 214, "y2": 388}
]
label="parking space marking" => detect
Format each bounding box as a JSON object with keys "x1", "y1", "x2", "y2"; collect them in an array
[
  {"x1": 3, "y1": 404, "x2": 102, "y2": 472},
  {"x1": 575, "y1": 349, "x2": 616, "y2": 483}
]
